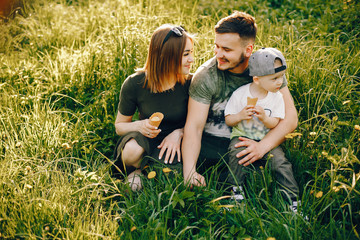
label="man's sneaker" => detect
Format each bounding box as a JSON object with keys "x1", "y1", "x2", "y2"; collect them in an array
[
  {"x1": 231, "y1": 186, "x2": 245, "y2": 201},
  {"x1": 290, "y1": 200, "x2": 309, "y2": 220}
]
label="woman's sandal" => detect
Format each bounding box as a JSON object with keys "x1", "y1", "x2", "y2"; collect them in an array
[{"x1": 127, "y1": 169, "x2": 143, "y2": 191}]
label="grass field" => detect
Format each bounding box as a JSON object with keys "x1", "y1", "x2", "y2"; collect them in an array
[{"x1": 1, "y1": 0, "x2": 359, "y2": 239}]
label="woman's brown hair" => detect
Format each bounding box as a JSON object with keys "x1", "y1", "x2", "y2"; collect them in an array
[{"x1": 142, "y1": 24, "x2": 193, "y2": 93}]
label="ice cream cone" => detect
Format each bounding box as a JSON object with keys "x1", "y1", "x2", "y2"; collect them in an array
[
  {"x1": 247, "y1": 97, "x2": 258, "y2": 106},
  {"x1": 247, "y1": 97, "x2": 258, "y2": 123},
  {"x1": 149, "y1": 112, "x2": 164, "y2": 127}
]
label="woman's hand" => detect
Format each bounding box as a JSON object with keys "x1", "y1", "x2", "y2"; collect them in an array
[
  {"x1": 115, "y1": 112, "x2": 161, "y2": 138},
  {"x1": 139, "y1": 119, "x2": 161, "y2": 139},
  {"x1": 157, "y1": 128, "x2": 184, "y2": 164}
]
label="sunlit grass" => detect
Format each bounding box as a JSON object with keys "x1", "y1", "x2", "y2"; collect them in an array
[{"x1": 0, "y1": 0, "x2": 359, "y2": 239}]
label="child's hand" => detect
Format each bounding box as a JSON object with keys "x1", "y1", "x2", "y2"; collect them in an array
[
  {"x1": 253, "y1": 106, "x2": 266, "y2": 121},
  {"x1": 253, "y1": 106, "x2": 280, "y2": 129},
  {"x1": 238, "y1": 105, "x2": 255, "y2": 121},
  {"x1": 225, "y1": 105, "x2": 256, "y2": 127}
]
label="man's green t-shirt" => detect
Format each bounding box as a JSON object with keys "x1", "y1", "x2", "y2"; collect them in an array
[{"x1": 189, "y1": 57, "x2": 287, "y2": 139}]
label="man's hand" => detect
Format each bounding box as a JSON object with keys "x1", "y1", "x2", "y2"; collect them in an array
[
  {"x1": 184, "y1": 171, "x2": 206, "y2": 188},
  {"x1": 235, "y1": 137, "x2": 267, "y2": 166},
  {"x1": 234, "y1": 87, "x2": 298, "y2": 167},
  {"x1": 182, "y1": 98, "x2": 209, "y2": 189}
]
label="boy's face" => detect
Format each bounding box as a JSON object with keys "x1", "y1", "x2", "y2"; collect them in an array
[
  {"x1": 214, "y1": 33, "x2": 252, "y2": 73},
  {"x1": 255, "y1": 60, "x2": 285, "y2": 93}
]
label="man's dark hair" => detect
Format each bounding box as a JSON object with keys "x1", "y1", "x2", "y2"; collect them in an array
[{"x1": 215, "y1": 11, "x2": 257, "y2": 41}]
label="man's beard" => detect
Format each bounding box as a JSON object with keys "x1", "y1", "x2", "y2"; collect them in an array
[{"x1": 226, "y1": 52, "x2": 246, "y2": 72}]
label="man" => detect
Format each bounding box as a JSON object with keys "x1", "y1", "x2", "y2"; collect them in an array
[{"x1": 182, "y1": 11, "x2": 298, "y2": 187}]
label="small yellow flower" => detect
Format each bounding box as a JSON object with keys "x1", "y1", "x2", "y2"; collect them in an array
[
  {"x1": 332, "y1": 186, "x2": 340, "y2": 192},
  {"x1": 25, "y1": 166, "x2": 32, "y2": 175},
  {"x1": 148, "y1": 171, "x2": 156, "y2": 179},
  {"x1": 131, "y1": 226, "x2": 136, "y2": 232},
  {"x1": 44, "y1": 226, "x2": 50, "y2": 231},
  {"x1": 309, "y1": 132, "x2": 317, "y2": 136},
  {"x1": 284, "y1": 133, "x2": 294, "y2": 139},
  {"x1": 315, "y1": 191, "x2": 323, "y2": 198},
  {"x1": 162, "y1": 167, "x2": 172, "y2": 173},
  {"x1": 285, "y1": 132, "x2": 302, "y2": 139},
  {"x1": 268, "y1": 154, "x2": 274, "y2": 158},
  {"x1": 267, "y1": 237, "x2": 276, "y2": 240},
  {"x1": 1, "y1": 131, "x2": 7, "y2": 139},
  {"x1": 355, "y1": 125, "x2": 360, "y2": 131},
  {"x1": 61, "y1": 143, "x2": 72, "y2": 150},
  {"x1": 309, "y1": 141, "x2": 315, "y2": 144},
  {"x1": 322, "y1": 151, "x2": 328, "y2": 156}
]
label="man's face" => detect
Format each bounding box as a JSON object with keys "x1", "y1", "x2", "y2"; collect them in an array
[{"x1": 214, "y1": 33, "x2": 249, "y2": 73}]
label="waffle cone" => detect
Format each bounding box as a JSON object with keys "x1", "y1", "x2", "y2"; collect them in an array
[
  {"x1": 247, "y1": 97, "x2": 258, "y2": 123},
  {"x1": 247, "y1": 97, "x2": 258, "y2": 106},
  {"x1": 149, "y1": 112, "x2": 164, "y2": 127}
]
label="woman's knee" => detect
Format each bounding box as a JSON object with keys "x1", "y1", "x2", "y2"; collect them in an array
[{"x1": 122, "y1": 139, "x2": 145, "y2": 167}]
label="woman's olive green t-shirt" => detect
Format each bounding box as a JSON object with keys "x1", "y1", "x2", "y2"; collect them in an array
[{"x1": 118, "y1": 71, "x2": 191, "y2": 138}]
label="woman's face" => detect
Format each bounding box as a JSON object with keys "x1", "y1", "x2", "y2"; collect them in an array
[{"x1": 181, "y1": 37, "x2": 194, "y2": 75}]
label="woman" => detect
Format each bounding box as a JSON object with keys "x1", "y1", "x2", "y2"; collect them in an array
[{"x1": 113, "y1": 24, "x2": 194, "y2": 191}]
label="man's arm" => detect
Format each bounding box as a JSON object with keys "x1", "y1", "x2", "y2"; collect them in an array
[
  {"x1": 236, "y1": 86, "x2": 298, "y2": 166},
  {"x1": 182, "y1": 97, "x2": 210, "y2": 187}
]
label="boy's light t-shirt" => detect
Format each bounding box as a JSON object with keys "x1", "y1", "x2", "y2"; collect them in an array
[
  {"x1": 189, "y1": 57, "x2": 287, "y2": 139},
  {"x1": 224, "y1": 83, "x2": 285, "y2": 140}
]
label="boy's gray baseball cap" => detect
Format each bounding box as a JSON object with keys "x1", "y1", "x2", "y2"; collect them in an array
[{"x1": 249, "y1": 47, "x2": 287, "y2": 77}]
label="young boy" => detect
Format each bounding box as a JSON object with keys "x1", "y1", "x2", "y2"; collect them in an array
[{"x1": 224, "y1": 48, "x2": 300, "y2": 211}]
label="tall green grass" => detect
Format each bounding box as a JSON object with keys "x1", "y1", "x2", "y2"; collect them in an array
[{"x1": 1, "y1": 0, "x2": 359, "y2": 239}]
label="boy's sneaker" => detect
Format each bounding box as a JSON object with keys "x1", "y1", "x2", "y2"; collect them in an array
[
  {"x1": 231, "y1": 186, "x2": 245, "y2": 201},
  {"x1": 290, "y1": 200, "x2": 299, "y2": 213}
]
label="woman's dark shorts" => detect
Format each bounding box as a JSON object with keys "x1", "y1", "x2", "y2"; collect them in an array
[{"x1": 111, "y1": 131, "x2": 182, "y2": 177}]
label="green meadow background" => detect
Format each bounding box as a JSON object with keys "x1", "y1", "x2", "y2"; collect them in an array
[{"x1": 0, "y1": 0, "x2": 359, "y2": 239}]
